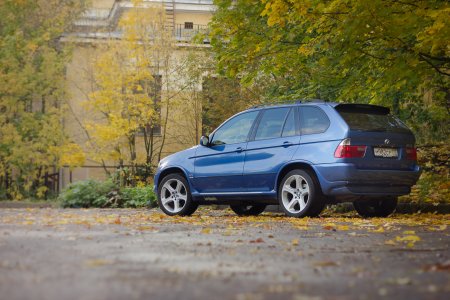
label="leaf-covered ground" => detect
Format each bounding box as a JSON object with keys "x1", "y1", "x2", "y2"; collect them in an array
[{"x1": 0, "y1": 208, "x2": 449, "y2": 300}]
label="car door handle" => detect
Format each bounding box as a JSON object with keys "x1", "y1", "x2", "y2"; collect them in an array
[
  {"x1": 235, "y1": 147, "x2": 244, "y2": 153},
  {"x1": 282, "y1": 141, "x2": 293, "y2": 147}
]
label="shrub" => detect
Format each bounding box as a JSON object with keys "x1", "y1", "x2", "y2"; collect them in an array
[
  {"x1": 120, "y1": 186, "x2": 157, "y2": 208},
  {"x1": 400, "y1": 144, "x2": 449, "y2": 204},
  {"x1": 59, "y1": 180, "x2": 157, "y2": 208},
  {"x1": 59, "y1": 179, "x2": 117, "y2": 208}
]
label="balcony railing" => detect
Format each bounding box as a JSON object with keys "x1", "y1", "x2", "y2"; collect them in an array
[{"x1": 174, "y1": 23, "x2": 209, "y2": 42}]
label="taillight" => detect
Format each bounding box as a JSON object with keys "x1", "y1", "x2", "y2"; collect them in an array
[
  {"x1": 406, "y1": 147, "x2": 417, "y2": 161},
  {"x1": 334, "y1": 138, "x2": 367, "y2": 158}
]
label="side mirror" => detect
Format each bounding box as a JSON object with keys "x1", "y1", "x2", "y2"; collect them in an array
[{"x1": 200, "y1": 135, "x2": 209, "y2": 146}]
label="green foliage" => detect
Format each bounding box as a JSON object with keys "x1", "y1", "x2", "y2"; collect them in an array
[
  {"x1": 59, "y1": 180, "x2": 117, "y2": 208},
  {"x1": 210, "y1": 0, "x2": 449, "y2": 144},
  {"x1": 59, "y1": 180, "x2": 156, "y2": 208},
  {"x1": 121, "y1": 186, "x2": 157, "y2": 208}
]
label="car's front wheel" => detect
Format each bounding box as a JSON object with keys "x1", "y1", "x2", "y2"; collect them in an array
[
  {"x1": 278, "y1": 169, "x2": 325, "y2": 218},
  {"x1": 353, "y1": 197, "x2": 397, "y2": 218},
  {"x1": 157, "y1": 173, "x2": 198, "y2": 216},
  {"x1": 230, "y1": 204, "x2": 266, "y2": 216}
]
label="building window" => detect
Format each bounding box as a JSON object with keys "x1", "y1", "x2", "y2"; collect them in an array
[{"x1": 184, "y1": 22, "x2": 193, "y2": 29}]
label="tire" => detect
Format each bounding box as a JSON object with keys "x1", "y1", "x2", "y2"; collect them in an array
[
  {"x1": 306, "y1": 200, "x2": 326, "y2": 217},
  {"x1": 230, "y1": 204, "x2": 266, "y2": 216},
  {"x1": 278, "y1": 169, "x2": 325, "y2": 218},
  {"x1": 353, "y1": 197, "x2": 397, "y2": 218},
  {"x1": 157, "y1": 173, "x2": 198, "y2": 216}
]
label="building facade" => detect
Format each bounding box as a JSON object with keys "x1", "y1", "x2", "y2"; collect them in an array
[{"x1": 61, "y1": 0, "x2": 214, "y2": 188}]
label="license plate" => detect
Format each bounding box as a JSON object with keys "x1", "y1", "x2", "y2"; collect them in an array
[{"x1": 373, "y1": 147, "x2": 398, "y2": 158}]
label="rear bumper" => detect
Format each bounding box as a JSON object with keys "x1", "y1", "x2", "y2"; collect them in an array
[{"x1": 314, "y1": 163, "x2": 421, "y2": 196}]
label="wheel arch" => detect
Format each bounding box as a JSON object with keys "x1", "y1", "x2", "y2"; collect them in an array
[
  {"x1": 157, "y1": 166, "x2": 190, "y2": 189},
  {"x1": 275, "y1": 161, "x2": 324, "y2": 194}
]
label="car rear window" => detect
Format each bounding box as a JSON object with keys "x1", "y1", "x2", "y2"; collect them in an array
[{"x1": 336, "y1": 104, "x2": 410, "y2": 133}]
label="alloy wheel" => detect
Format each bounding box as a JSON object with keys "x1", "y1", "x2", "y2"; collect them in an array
[
  {"x1": 281, "y1": 174, "x2": 310, "y2": 214},
  {"x1": 160, "y1": 178, "x2": 188, "y2": 213}
]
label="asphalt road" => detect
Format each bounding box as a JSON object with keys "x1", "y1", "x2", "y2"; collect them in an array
[{"x1": 0, "y1": 208, "x2": 449, "y2": 300}]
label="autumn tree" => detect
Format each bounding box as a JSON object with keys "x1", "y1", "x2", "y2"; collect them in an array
[
  {"x1": 0, "y1": 0, "x2": 87, "y2": 199},
  {"x1": 210, "y1": 0, "x2": 449, "y2": 143},
  {"x1": 82, "y1": 1, "x2": 189, "y2": 184}
]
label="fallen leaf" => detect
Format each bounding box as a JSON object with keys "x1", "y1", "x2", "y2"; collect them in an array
[
  {"x1": 424, "y1": 261, "x2": 450, "y2": 272},
  {"x1": 200, "y1": 227, "x2": 212, "y2": 234},
  {"x1": 84, "y1": 259, "x2": 113, "y2": 267},
  {"x1": 396, "y1": 234, "x2": 421, "y2": 247},
  {"x1": 403, "y1": 230, "x2": 415, "y2": 235},
  {"x1": 392, "y1": 277, "x2": 412, "y2": 285},
  {"x1": 137, "y1": 225, "x2": 156, "y2": 231},
  {"x1": 323, "y1": 223, "x2": 336, "y2": 231},
  {"x1": 371, "y1": 227, "x2": 385, "y2": 233},
  {"x1": 336, "y1": 225, "x2": 350, "y2": 231},
  {"x1": 249, "y1": 238, "x2": 264, "y2": 243},
  {"x1": 313, "y1": 261, "x2": 338, "y2": 267},
  {"x1": 384, "y1": 239, "x2": 396, "y2": 246}
]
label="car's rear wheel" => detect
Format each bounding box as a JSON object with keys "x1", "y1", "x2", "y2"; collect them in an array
[
  {"x1": 157, "y1": 174, "x2": 198, "y2": 216},
  {"x1": 278, "y1": 169, "x2": 325, "y2": 218},
  {"x1": 353, "y1": 197, "x2": 397, "y2": 218},
  {"x1": 230, "y1": 204, "x2": 266, "y2": 216}
]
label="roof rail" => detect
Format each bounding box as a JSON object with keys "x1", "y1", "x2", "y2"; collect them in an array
[
  {"x1": 248, "y1": 99, "x2": 326, "y2": 109},
  {"x1": 305, "y1": 99, "x2": 326, "y2": 103}
]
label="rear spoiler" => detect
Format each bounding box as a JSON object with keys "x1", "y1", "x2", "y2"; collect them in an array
[{"x1": 334, "y1": 104, "x2": 390, "y2": 115}]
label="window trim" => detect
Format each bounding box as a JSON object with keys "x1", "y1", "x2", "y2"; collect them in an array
[
  {"x1": 281, "y1": 107, "x2": 300, "y2": 137},
  {"x1": 298, "y1": 106, "x2": 330, "y2": 135}
]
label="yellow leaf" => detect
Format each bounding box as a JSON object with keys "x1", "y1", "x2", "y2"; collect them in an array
[
  {"x1": 372, "y1": 227, "x2": 385, "y2": 233},
  {"x1": 201, "y1": 227, "x2": 212, "y2": 234},
  {"x1": 313, "y1": 261, "x2": 338, "y2": 267},
  {"x1": 385, "y1": 239, "x2": 396, "y2": 246},
  {"x1": 336, "y1": 225, "x2": 350, "y2": 231},
  {"x1": 84, "y1": 259, "x2": 113, "y2": 267}
]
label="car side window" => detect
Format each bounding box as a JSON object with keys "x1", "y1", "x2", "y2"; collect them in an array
[
  {"x1": 282, "y1": 108, "x2": 297, "y2": 137},
  {"x1": 300, "y1": 106, "x2": 330, "y2": 135},
  {"x1": 255, "y1": 108, "x2": 290, "y2": 140},
  {"x1": 211, "y1": 111, "x2": 259, "y2": 145}
]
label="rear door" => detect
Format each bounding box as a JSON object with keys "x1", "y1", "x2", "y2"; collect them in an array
[
  {"x1": 335, "y1": 104, "x2": 416, "y2": 170},
  {"x1": 243, "y1": 107, "x2": 300, "y2": 192}
]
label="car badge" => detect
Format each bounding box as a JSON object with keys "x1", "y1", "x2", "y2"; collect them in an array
[{"x1": 384, "y1": 139, "x2": 390, "y2": 145}]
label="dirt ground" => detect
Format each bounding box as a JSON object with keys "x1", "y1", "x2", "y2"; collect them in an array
[{"x1": 0, "y1": 208, "x2": 449, "y2": 300}]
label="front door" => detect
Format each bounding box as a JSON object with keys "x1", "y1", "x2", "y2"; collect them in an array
[{"x1": 193, "y1": 111, "x2": 259, "y2": 193}]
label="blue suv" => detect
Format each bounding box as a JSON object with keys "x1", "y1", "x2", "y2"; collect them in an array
[{"x1": 154, "y1": 101, "x2": 421, "y2": 218}]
